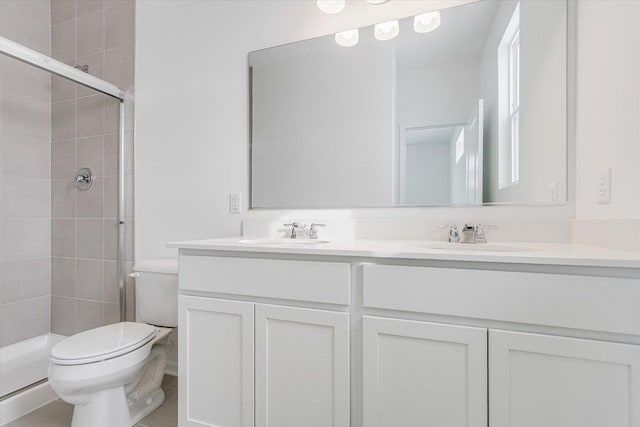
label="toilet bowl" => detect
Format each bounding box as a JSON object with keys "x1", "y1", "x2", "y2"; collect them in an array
[{"x1": 48, "y1": 259, "x2": 178, "y2": 427}]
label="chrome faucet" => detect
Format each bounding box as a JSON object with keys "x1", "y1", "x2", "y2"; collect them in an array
[
  {"x1": 283, "y1": 223, "x2": 326, "y2": 239},
  {"x1": 458, "y1": 223, "x2": 497, "y2": 243},
  {"x1": 459, "y1": 224, "x2": 476, "y2": 243}
]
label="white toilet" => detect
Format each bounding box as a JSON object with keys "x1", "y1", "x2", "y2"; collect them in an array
[{"x1": 48, "y1": 259, "x2": 178, "y2": 427}]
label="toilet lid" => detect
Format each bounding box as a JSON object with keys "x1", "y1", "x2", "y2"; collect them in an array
[{"x1": 51, "y1": 322, "x2": 158, "y2": 365}]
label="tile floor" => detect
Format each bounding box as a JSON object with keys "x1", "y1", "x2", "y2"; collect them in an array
[{"x1": 5, "y1": 375, "x2": 178, "y2": 427}]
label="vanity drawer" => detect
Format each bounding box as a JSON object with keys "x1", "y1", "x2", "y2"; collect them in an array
[
  {"x1": 363, "y1": 265, "x2": 640, "y2": 335},
  {"x1": 180, "y1": 255, "x2": 351, "y2": 305}
]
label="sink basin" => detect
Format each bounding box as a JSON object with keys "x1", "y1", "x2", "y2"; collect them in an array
[
  {"x1": 238, "y1": 238, "x2": 330, "y2": 246},
  {"x1": 421, "y1": 242, "x2": 537, "y2": 252}
]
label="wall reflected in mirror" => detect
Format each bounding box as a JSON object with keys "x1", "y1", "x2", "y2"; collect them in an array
[{"x1": 249, "y1": 0, "x2": 567, "y2": 209}]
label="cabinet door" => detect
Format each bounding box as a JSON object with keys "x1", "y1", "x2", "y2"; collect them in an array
[
  {"x1": 255, "y1": 304, "x2": 350, "y2": 427},
  {"x1": 490, "y1": 329, "x2": 640, "y2": 427},
  {"x1": 178, "y1": 296, "x2": 254, "y2": 427},
  {"x1": 363, "y1": 316, "x2": 487, "y2": 427}
]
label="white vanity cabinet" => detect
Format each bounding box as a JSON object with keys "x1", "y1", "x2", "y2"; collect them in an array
[
  {"x1": 362, "y1": 316, "x2": 487, "y2": 427},
  {"x1": 178, "y1": 296, "x2": 255, "y2": 427},
  {"x1": 175, "y1": 246, "x2": 640, "y2": 427},
  {"x1": 489, "y1": 329, "x2": 640, "y2": 427},
  {"x1": 178, "y1": 255, "x2": 352, "y2": 427},
  {"x1": 362, "y1": 264, "x2": 640, "y2": 427},
  {"x1": 255, "y1": 304, "x2": 350, "y2": 427}
]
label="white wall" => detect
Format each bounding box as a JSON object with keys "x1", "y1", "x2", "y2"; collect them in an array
[
  {"x1": 571, "y1": 0, "x2": 640, "y2": 252},
  {"x1": 135, "y1": 0, "x2": 640, "y2": 258},
  {"x1": 251, "y1": 37, "x2": 394, "y2": 208},
  {"x1": 574, "y1": 1, "x2": 640, "y2": 221}
]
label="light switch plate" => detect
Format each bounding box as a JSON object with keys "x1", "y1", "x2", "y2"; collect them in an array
[
  {"x1": 229, "y1": 193, "x2": 241, "y2": 214},
  {"x1": 597, "y1": 168, "x2": 611, "y2": 204}
]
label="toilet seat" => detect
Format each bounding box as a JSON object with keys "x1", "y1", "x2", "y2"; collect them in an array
[{"x1": 51, "y1": 322, "x2": 158, "y2": 366}]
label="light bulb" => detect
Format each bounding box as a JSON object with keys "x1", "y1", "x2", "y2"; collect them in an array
[
  {"x1": 374, "y1": 20, "x2": 399, "y2": 41},
  {"x1": 413, "y1": 11, "x2": 441, "y2": 33},
  {"x1": 335, "y1": 29, "x2": 359, "y2": 47},
  {"x1": 317, "y1": 0, "x2": 345, "y2": 14}
]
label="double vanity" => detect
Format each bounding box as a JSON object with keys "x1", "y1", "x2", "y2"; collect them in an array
[{"x1": 170, "y1": 234, "x2": 640, "y2": 427}]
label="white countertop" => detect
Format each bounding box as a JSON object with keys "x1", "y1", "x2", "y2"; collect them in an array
[{"x1": 168, "y1": 237, "x2": 640, "y2": 269}]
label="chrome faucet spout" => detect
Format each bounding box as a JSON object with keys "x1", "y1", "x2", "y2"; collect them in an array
[{"x1": 459, "y1": 224, "x2": 476, "y2": 243}]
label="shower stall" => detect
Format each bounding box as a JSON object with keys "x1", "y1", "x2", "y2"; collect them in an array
[{"x1": 0, "y1": 5, "x2": 133, "y2": 421}]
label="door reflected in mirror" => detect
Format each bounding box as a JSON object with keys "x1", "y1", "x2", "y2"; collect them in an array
[
  {"x1": 400, "y1": 99, "x2": 483, "y2": 206},
  {"x1": 249, "y1": 0, "x2": 568, "y2": 209}
]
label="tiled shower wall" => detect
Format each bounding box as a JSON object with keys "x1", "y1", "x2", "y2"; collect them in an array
[
  {"x1": 50, "y1": 0, "x2": 135, "y2": 335},
  {"x1": 0, "y1": 1, "x2": 52, "y2": 347},
  {"x1": 0, "y1": 0, "x2": 134, "y2": 346}
]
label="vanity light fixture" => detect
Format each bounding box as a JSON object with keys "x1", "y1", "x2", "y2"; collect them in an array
[
  {"x1": 317, "y1": 0, "x2": 345, "y2": 14},
  {"x1": 374, "y1": 20, "x2": 399, "y2": 41},
  {"x1": 335, "y1": 29, "x2": 359, "y2": 47},
  {"x1": 413, "y1": 11, "x2": 441, "y2": 33}
]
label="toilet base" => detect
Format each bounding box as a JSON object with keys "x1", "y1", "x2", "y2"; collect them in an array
[
  {"x1": 71, "y1": 386, "x2": 130, "y2": 427},
  {"x1": 129, "y1": 388, "x2": 165, "y2": 425},
  {"x1": 68, "y1": 372, "x2": 166, "y2": 427}
]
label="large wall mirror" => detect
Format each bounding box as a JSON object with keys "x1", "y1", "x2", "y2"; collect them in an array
[{"x1": 249, "y1": 0, "x2": 568, "y2": 209}]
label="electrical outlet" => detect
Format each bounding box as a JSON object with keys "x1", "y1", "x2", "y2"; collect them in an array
[
  {"x1": 229, "y1": 193, "x2": 241, "y2": 214},
  {"x1": 597, "y1": 168, "x2": 611, "y2": 204},
  {"x1": 550, "y1": 182, "x2": 557, "y2": 203}
]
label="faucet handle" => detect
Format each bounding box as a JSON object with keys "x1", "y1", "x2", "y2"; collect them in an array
[
  {"x1": 438, "y1": 224, "x2": 459, "y2": 243},
  {"x1": 309, "y1": 223, "x2": 325, "y2": 239},
  {"x1": 283, "y1": 223, "x2": 300, "y2": 239},
  {"x1": 474, "y1": 224, "x2": 497, "y2": 243},
  {"x1": 475, "y1": 224, "x2": 497, "y2": 230}
]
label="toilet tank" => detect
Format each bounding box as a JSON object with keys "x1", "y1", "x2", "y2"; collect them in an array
[{"x1": 133, "y1": 259, "x2": 178, "y2": 327}]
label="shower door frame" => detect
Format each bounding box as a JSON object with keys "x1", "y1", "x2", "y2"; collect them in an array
[{"x1": 1, "y1": 36, "x2": 129, "y2": 322}]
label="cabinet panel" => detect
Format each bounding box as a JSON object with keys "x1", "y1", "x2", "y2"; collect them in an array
[
  {"x1": 363, "y1": 264, "x2": 640, "y2": 335},
  {"x1": 180, "y1": 255, "x2": 351, "y2": 304},
  {"x1": 255, "y1": 304, "x2": 350, "y2": 427},
  {"x1": 490, "y1": 329, "x2": 640, "y2": 427},
  {"x1": 178, "y1": 296, "x2": 254, "y2": 427},
  {"x1": 363, "y1": 316, "x2": 487, "y2": 427}
]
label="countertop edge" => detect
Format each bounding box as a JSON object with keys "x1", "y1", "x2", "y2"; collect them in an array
[{"x1": 167, "y1": 238, "x2": 640, "y2": 270}]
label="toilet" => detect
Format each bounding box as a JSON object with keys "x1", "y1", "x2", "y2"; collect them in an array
[{"x1": 48, "y1": 259, "x2": 178, "y2": 427}]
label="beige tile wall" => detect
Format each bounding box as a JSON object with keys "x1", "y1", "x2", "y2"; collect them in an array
[
  {"x1": 0, "y1": 0, "x2": 134, "y2": 346},
  {"x1": 50, "y1": 0, "x2": 135, "y2": 335},
  {"x1": 0, "y1": 1, "x2": 52, "y2": 347}
]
